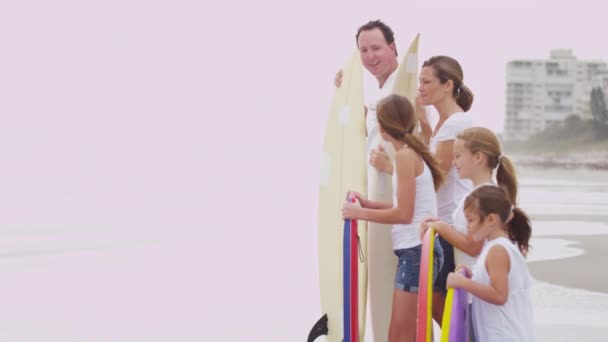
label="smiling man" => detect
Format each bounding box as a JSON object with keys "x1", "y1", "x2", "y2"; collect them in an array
[
  {"x1": 335, "y1": 20, "x2": 401, "y2": 134},
  {"x1": 356, "y1": 20, "x2": 399, "y2": 89}
]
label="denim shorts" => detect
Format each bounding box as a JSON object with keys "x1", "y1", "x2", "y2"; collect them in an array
[
  {"x1": 394, "y1": 238, "x2": 444, "y2": 293},
  {"x1": 433, "y1": 236, "x2": 454, "y2": 295}
]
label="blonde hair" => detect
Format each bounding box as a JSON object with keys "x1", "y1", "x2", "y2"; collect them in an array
[{"x1": 457, "y1": 127, "x2": 518, "y2": 205}]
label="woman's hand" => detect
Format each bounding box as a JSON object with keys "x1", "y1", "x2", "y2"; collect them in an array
[{"x1": 414, "y1": 95, "x2": 428, "y2": 124}]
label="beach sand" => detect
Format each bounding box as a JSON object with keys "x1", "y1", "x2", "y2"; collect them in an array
[
  {"x1": 535, "y1": 325, "x2": 608, "y2": 341},
  {"x1": 529, "y1": 235, "x2": 608, "y2": 294},
  {"x1": 529, "y1": 234, "x2": 608, "y2": 341}
]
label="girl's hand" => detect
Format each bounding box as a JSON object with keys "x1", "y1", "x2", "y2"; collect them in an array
[
  {"x1": 420, "y1": 217, "x2": 439, "y2": 240},
  {"x1": 446, "y1": 272, "x2": 467, "y2": 289},
  {"x1": 342, "y1": 200, "x2": 363, "y2": 220},
  {"x1": 348, "y1": 191, "x2": 367, "y2": 207},
  {"x1": 455, "y1": 264, "x2": 473, "y2": 278}
]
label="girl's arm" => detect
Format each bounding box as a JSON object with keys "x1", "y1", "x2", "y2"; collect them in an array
[
  {"x1": 447, "y1": 245, "x2": 511, "y2": 305},
  {"x1": 435, "y1": 224, "x2": 484, "y2": 257},
  {"x1": 361, "y1": 199, "x2": 393, "y2": 210},
  {"x1": 420, "y1": 218, "x2": 447, "y2": 240},
  {"x1": 349, "y1": 192, "x2": 392, "y2": 210},
  {"x1": 343, "y1": 149, "x2": 416, "y2": 225}
]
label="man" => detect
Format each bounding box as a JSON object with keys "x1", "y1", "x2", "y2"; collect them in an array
[
  {"x1": 336, "y1": 20, "x2": 402, "y2": 342},
  {"x1": 336, "y1": 20, "x2": 399, "y2": 138},
  {"x1": 352, "y1": 20, "x2": 399, "y2": 88},
  {"x1": 334, "y1": 20, "x2": 438, "y2": 342},
  {"x1": 336, "y1": 20, "x2": 427, "y2": 169}
]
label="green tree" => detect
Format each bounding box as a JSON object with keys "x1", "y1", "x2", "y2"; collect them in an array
[{"x1": 590, "y1": 87, "x2": 608, "y2": 137}]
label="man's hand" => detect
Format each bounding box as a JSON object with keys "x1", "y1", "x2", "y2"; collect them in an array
[
  {"x1": 369, "y1": 145, "x2": 392, "y2": 174},
  {"x1": 334, "y1": 69, "x2": 343, "y2": 87}
]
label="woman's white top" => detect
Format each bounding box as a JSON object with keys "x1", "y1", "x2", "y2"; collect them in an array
[{"x1": 429, "y1": 112, "x2": 473, "y2": 224}]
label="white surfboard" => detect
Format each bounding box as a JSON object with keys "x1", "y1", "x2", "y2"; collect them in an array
[{"x1": 310, "y1": 48, "x2": 368, "y2": 342}]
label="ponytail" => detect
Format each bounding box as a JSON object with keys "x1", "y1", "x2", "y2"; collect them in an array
[
  {"x1": 457, "y1": 127, "x2": 518, "y2": 204},
  {"x1": 401, "y1": 134, "x2": 445, "y2": 191},
  {"x1": 456, "y1": 85, "x2": 474, "y2": 112},
  {"x1": 465, "y1": 185, "x2": 532, "y2": 256},
  {"x1": 422, "y1": 56, "x2": 474, "y2": 112},
  {"x1": 507, "y1": 207, "x2": 532, "y2": 256},
  {"x1": 496, "y1": 155, "x2": 518, "y2": 205}
]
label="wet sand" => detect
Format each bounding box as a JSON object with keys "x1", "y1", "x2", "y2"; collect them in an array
[{"x1": 528, "y1": 235, "x2": 608, "y2": 294}]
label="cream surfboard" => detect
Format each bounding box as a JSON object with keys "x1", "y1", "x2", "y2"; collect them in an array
[
  {"x1": 367, "y1": 33, "x2": 420, "y2": 342},
  {"x1": 309, "y1": 49, "x2": 367, "y2": 342}
]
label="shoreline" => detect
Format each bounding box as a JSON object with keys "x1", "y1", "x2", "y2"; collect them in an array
[
  {"x1": 528, "y1": 234, "x2": 608, "y2": 294},
  {"x1": 509, "y1": 153, "x2": 608, "y2": 170}
]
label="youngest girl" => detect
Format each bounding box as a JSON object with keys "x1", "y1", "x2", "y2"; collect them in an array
[{"x1": 447, "y1": 185, "x2": 534, "y2": 342}]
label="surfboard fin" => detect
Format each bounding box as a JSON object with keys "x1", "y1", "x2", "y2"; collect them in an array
[{"x1": 307, "y1": 314, "x2": 328, "y2": 342}]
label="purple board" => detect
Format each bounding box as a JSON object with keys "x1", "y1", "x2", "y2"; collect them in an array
[{"x1": 449, "y1": 268, "x2": 470, "y2": 342}]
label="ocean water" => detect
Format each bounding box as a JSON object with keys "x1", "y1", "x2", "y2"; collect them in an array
[{"x1": 518, "y1": 168, "x2": 608, "y2": 220}]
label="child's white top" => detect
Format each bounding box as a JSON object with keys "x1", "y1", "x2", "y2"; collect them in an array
[
  {"x1": 471, "y1": 237, "x2": 535, "y2": 342},
  {"x1": 391, "y1": 157, "x2": 437, "y2": 250}
]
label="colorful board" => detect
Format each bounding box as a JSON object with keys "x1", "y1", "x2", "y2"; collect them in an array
[
  {"x1": 417, "y1": 227, "x2": 434, "y2": 342},
  {"x1": 367, "y1": 33, "x2": 420, "y2": 342},
  {"x1": 343, "y1": 193, "x2": 360, "y2": 342},
  {"x1": 308, "y1": 49, "x2": 367, "y2": 342},
  {"x1": 440, "y1": 268, "x2": 470, "y2": 342}
]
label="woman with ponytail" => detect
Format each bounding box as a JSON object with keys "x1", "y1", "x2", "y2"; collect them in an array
[
  {"x1": 342, "y1": 94, "x2": 445, "y2": 342},
  {"x1": 446, "y1": 185, "x2": 534, "y2": 342},
  {"x1": 420, "y1": 127, "x2": 519, "y2": 273},
  {"x1": 416, "y1": 55, "x2": 475, "y2": 323}
]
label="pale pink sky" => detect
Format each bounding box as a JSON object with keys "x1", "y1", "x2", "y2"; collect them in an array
[{"x1": 0, "y1": 0, "x2": 606, "y2": 339}]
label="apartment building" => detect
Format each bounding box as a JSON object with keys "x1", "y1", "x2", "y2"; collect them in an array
[{"x1": 503, "y1": 50, "x2": 608, "y2": 141}]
